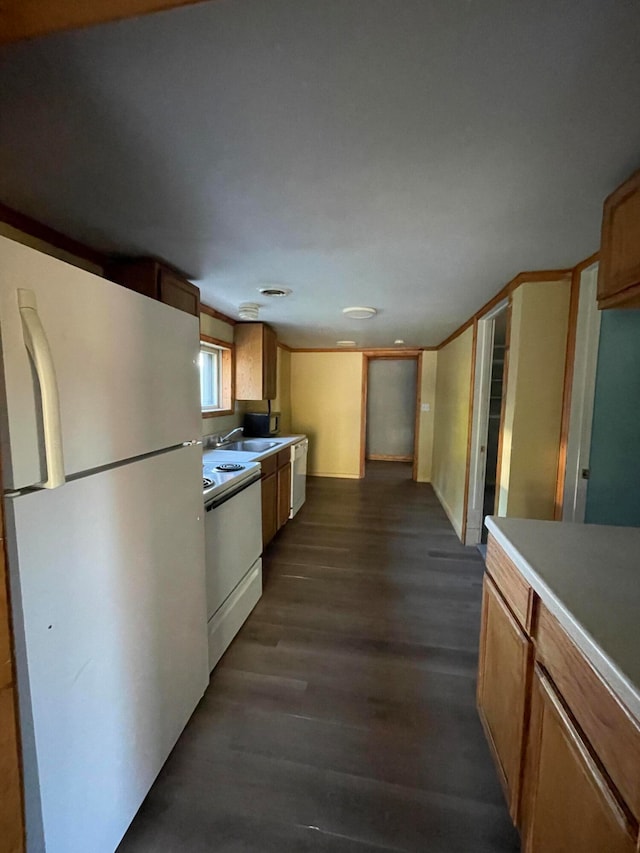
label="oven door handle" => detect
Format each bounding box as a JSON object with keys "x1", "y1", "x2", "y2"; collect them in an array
[{"x1": 205, "y1": 471, "x2": 262, "y2": 512}]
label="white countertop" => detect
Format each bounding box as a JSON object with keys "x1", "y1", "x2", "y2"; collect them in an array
[
  {"x1": 485, "y1": 516, "x2": 640, "y2": 723},
  {"x1": 202, "y1": 434, "x2": 306, "y2": 467}
]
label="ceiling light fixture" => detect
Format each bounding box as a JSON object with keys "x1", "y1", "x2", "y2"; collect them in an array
[
  {"x1": 336, "y1": 340, "x2": 357, "y2": 347},
  {"x1": 258, "y1": 286, "x2": 292, "y2": 297},
  {"x1": 238, "y1": 302, "x2": 260, "y2": 320},
  {"x1": 394, "y1": 339, "x2": 405, "y2": 345},
  {"x1": 342, "y1": 306, "x2": 377, "y2": 320}
]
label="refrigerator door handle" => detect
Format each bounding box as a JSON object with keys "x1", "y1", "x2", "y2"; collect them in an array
[{"x1": 18, "y1": 289, "x2": 66, "y2": 488}]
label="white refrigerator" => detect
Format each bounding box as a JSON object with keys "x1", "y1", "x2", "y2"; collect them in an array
[{"x1": 0, "y1": 237, "x2": 209, "y2": 853}]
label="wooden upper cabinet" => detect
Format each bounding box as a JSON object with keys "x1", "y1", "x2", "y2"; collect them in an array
[
  {"x1": 521, "y1": 667, "x2": 636, "y2": 853},
  {"x1": 598, "y1": 168, "x2": 640, "y2": 309},
  {"x1": 477, "y1": 574, "x2": 532, "y2": 824},
  {"x1": 107, "y1": 258, "x2": 200, "y2": 317},
  {"x1": 235, "y1": 323, "x2": 278, "y2": 400}
]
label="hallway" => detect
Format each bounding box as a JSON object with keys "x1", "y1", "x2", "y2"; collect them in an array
[{"x1": 119, "y1": 463, "x2": 519, "y2": 852}]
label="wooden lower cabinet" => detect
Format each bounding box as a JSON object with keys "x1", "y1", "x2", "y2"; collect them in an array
[
  {"x1": 477, "y1": 574, "x2": 532, "y2": 822},
  {"x1": 480, "y1": 535, "x2": 640, "y2": 852},
  {"x1": 261, "y1": 472, "x2": 278, "y2": 548},
  {"x1": 521, "y1": 667, "x2": 636, "y2": 853},
  {"x1": 262, "y1": 450, "x2": 293, "y2": 547},
  {"x1": 277, "y1": 462, "x2": 291, "y2": 530}
]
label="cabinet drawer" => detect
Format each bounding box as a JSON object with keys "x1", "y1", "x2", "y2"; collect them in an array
[
  {"x1": 260, "y1": 454, "x2": 278, "y2": 479},
  {"x1": 276, "y1": 448, "x2": 291, "y2": 470},
  {"x1": 535, "y1": 604, "x2": 640, "y2": 821},
  {"x1": 486, "y1": 536, "x2": 533, "y2": 631}
]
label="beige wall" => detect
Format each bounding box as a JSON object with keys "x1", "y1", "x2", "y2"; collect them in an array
[
  {"x1": 200, "y1": 311, "x2": 234, "y2": 344},
  {"x1": 415, "y1": 351, "x2": 437, "y2": 482},
  {"x1": 498, "y1": 279, "x2": 570, "y2": 519},
  {"x1": 290, "y1": 351, "x2": 363, "y2": 478},
  {"x1": 431, "y1": 327, "x2": 474, "y2": 538}
]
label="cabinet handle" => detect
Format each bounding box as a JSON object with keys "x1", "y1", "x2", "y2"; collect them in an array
[{"x1": 19, "y1": 289, "x2": 66, "y2": 489}]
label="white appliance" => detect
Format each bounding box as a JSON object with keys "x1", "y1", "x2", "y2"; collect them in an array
[
  {"x1": 0, "y1": 237, "x2": 209, "y2": 853},
  {"x1": 290, "y1": 438, "x2": 308, "y2": 518},
  {"x1": 202, "y1": 460, "x2": 262, "y2": 670}
]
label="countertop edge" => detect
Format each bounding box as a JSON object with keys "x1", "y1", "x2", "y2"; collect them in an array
[
  {"x1": 202, "y1": 434, "x2": 305, "y2": 465},
  {"x1": 485, "y1": 517, "x2": 640, "y2": 724}
]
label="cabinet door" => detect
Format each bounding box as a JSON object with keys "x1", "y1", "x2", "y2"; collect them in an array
[
  {"x1": 158, "y1": 268, "x2": 200, "y2": 317},
  {"x1": 261, "y1": 473, "x2": 278, "y2": 548},
  {"x1": 477, "y1": 574, "x2": 532, "y2": 822},
  {"x1": 263, "y1": 324, "x2": 278, "y2": 400},
  {"x1": 521, "y1": 667, "x2": 636, "y2": 853},
  {"x1": 277, "y1": 461, "x2": 291, "y2": 530},
  {"x1": 598, "y1": 169, "x2": 640, "y2": 309}
]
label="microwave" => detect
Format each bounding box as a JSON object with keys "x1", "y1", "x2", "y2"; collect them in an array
[{"x1": 243, "y1": 411, "x2": 280, "y2": 437}]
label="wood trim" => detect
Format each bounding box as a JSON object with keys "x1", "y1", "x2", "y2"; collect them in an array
[
  {"x1": 200, "y1": 302, "x2": 237, "y2": 326},
  {"x1": 359, "y1": 356, "x2": 368, "y2": 479},
  {"x1": 367, "y1": 454, "x2": 413, "y2": 462},
  {"x1": 460, "y1": 319, "x2": 478, "y2": 543},
  {"x1": 412, "y1": 351, "x2": 423, "y2": 481},
  {"x1": 437, "y1": 268, "x2": 572, "y2": 351},
  {"x1": 200, "y1": 335, "x2": 234, "y2": 416},
  {"x1": 200, "y1": 333, "x2": 234, "y2": 350},
  {"x1": 493, "y1": 297, "x2": 512, "y2": 514},
  {"x1": 201, "y1": 408, "x2": 234, "y2": 418},
  {"x1": 437, "y1": 317, "x2": 475, "y2": 352},
  {"x1": 277, "y1": 342, "x2": 293, "y2": 353},
  {"x1": 0, "y1": 456, "x2": 25, "y2": 851},
  {"x1": 360, "y1": 354, "x2": 420, "y2": 478},
  {"x1": 0, "y1": 0, "x2": 210, "y2": 45},
  {"x1": 0, "y1": 201, "x2": 107, "y2": 269},
  {"x1": 289, "y1": 346, "x2": 433, "y2": 354}
]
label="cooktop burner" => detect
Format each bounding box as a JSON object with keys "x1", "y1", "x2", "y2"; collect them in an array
[
  {"x1": 215, "y1": 463, "x2": 245, "y2": 472},
  {"x1": 203, "y1": 477, "x2": 214, "y2": 489}
]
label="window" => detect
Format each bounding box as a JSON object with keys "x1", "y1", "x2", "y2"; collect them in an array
[{"x1": 199, "y1": 337, "x2": 233, "y2": 415}]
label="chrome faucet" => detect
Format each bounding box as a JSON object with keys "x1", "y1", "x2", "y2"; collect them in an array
[{"x1": 216, "y1": 427, "x2": 244, "y2": 447}]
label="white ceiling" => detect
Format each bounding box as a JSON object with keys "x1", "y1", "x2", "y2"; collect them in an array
[{"x1": 1, "y1": 0, "x2": 640, "y2": 347}]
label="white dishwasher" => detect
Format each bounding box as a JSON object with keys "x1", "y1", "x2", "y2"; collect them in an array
[
  {"x1": 290, "y1": 438, "x2": 308, "y2": 518},
  {"x1": 203, "y1": 461, "x2": 262, "y2": 671}
]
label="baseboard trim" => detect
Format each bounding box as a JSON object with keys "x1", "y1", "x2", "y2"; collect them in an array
[
  {"x1": 308, "y1": 472, "x2": 361, "y2": 480},
  {"x1": 432, "y1": 483, "x2": 464, "y2": 541}
]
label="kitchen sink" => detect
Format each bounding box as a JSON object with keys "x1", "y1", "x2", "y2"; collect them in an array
[{"x1": 217, "y1": 439, "x2": 280, "y2": 452}]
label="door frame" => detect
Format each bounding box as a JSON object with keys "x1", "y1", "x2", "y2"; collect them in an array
[
  {"x1": 360, "y1": 352, "x2": 421, "y2": 479},
  {"x1": 560, "y1": 260, "x2": 601, "y2": 522},
  {"x1": 465, "y1": 299, "x2": 509, "y2": 545}
]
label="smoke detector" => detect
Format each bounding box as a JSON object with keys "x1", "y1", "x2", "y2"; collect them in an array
[
  {"x1": 337, "y1": 340, "x2": 357, "y2": 347},
  {"x1": 258, "y1": 286, "x2": 292, "y2": 297},
  {"x1": 238, "y1": 302, "x2": 260, "y2": 320},
  {"x1": 343, "y1": 306, "x2": 377, "y2": 320}
]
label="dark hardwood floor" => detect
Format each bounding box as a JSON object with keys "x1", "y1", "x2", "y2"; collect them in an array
[{"x1": 119, "y1": 462, "x2": 520, "y2": 852}]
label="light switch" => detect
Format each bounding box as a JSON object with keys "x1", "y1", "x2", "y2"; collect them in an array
[{"x1": 421, "y1": 402, "x2": 431, "y2": 412}]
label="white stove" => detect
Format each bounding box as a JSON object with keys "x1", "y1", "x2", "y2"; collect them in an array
[{"x1": 202, "y1": 460, "x2": 261, "y2": 505}]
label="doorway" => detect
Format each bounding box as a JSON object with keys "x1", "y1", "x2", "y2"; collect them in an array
[
  {"x1": 361, "y1": 355, "x2": 419, "y2": 478},
  {"x1": 465, "y1": 301, "x2": 510, "y2": 545}
]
